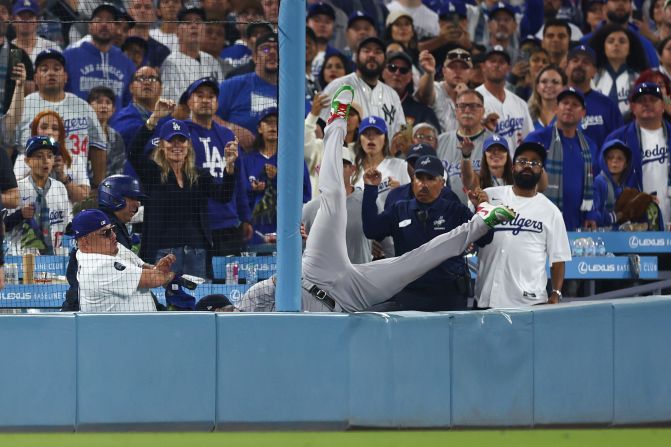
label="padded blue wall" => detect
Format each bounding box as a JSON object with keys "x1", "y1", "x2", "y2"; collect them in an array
[{"x1": 1, "y1": 297, "x2": 670, "y2": 431}]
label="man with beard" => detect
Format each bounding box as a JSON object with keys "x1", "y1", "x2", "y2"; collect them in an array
[
  {"x1": 160, "y1": 6, "x2": 224, "y2": 103},
  {"x1": 63, "y1": 4, "x2": 136, "y2": 111},
  {"x1": 216, "y1": 32, "x2": 279, "y2": 149},
  {"x1": 185, "y1": 77, "x2": 252, "y2": 257},
  {"x1": 525, "y1": 87, "x2": 597, "y2": 231},
  {"x1": 474, "y1": 141, "x2": 571, "y2": 308},
  {"x1": 320, "y1": 36, "x2": 405, "y2": 137},
  {"x1": 565, "y1": 44, "x2": 623, "y2": 149},
  {"x1": 579, "y1": 0, "x2": 659, "y2": 68},
  {"x1": 437, "y1": 89, "x2": 491, "y2": 205}
]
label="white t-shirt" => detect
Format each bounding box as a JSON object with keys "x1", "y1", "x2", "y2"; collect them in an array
[
  {"x1": 160, "y1": 50, "x2": 225, "y2": 102},
  {"x1": 353, "y1": 156, "x2": 410, "y2": 211},
  {"x1": 475, "y1": 186, "x2": 571, "y2": 308},
  {"x1": 78, "y1": 244, "x2": 157, "y2": 312},
  {"x1": 475, "y1": 84, "x2": 533, "y2": 152},
  {"x1": 12, "y1": 36, "x2": 61, "y2": 64},
  {"x1": 640, "y1": 127, "x2": 670, "y2": 225},
  {"x1": 386, "y1": 1, "x2": 440, "y2": 40},
  {"x1": 432, "y1": 83, "x2": 457, "y2": 134}
]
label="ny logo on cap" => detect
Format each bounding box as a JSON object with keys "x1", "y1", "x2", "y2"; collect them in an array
[
  {"x1": 420, "y1": 158, "x2": 431, "y2": 166},
  {"x1": 173, "y1": 122, "x2": 181, "y2": 130}
]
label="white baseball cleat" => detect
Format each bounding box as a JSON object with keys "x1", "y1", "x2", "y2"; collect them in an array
[
  {"x1": 476, "y1": 202, "x2": 516, "y2": 228},
  {"x1": 327, "y1": 84, "x2": 354, "y2": 124}
]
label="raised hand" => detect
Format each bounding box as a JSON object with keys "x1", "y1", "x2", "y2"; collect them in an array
[{"x1": 363, "y1": 168, "x2": 382, "y2": 186}]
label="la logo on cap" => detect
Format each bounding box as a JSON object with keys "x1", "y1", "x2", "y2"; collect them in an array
[
  {"x1": 420, "y1": 158, "x2": 431, "y2": 166},
  {"x1": 368, "y1": 117, "x2": 376, "y2": 124},
  {"x1": 173, "y1": 122, "x2": 181, "y2": 130},
  {"x1": 493, "y1": 135, "x2": 500, "y2": 141},
  {"x1": 449, "y1": 3, "x2": 455, "y2": 11}
]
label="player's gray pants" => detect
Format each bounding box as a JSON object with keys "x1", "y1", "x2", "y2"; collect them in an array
[{"x1": 301, "y1": 119, "x2": 490, "y2": 312}]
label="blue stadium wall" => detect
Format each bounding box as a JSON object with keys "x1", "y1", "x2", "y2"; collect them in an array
[{"x1": 1, "y1": 296, "x2": 670, "y2": 431}]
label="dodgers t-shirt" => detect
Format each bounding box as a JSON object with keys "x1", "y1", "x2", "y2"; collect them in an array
[{"x1": 640, "y1": 127, "x2": 670, "y2": 225}]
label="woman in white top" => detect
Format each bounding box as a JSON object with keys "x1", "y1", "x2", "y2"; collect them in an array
[
  {"x1": 14, "y1": 110, "x2": 90, "y2": 203},
  {"x1": 527, "y1": 65, "x2": 567, "y2": 130},
  {"x1": 352, "y1": 115, "x2": 410, "y2": 209}
]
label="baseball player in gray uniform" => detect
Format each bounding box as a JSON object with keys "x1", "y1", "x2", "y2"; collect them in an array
[{"x1": 243, "y1": 85, "x2": 517, "y2": 312}]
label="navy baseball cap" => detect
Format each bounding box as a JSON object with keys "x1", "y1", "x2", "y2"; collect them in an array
[
  {"x1": 485, "y1": 45, "x2": 511, "y2": 64},
  {"x1": 186, "y1": 77, "x2": 220, "y2": 99},
  {"x1": 308, "y1": 2, "x2": 335, "y2": 20},
  {"x1": 348, "y1": 10, "x2": 376, "y2": 28},
  {"x1": 177, "y1": 6, "x2": 206, "y2": 21},
  {"x1": 35, "y1": 49, "x2": 65, "y2": 68},
  {"x1": 25, "y1": 136, "x2": 59, "y2": 157},
  {"x1": 358, "y1": 116, "x2": 387, "y2": 135},
  {"x1": 246, "y1": 21, "x2": 274, "y2": 38},
  {"x1": 514, "y1": 141, "x2": 547, "y2": 164},
  {"x1": 387, "y1": 51, "x2": 413, "y2": 67},
  {"x1": 630, "y1": 82, "x2": 664, "y2": 102},
  {"x1": 195, "y1": 294, "x2": 234, "y2": 311},
  {"x1": 90, "y1": 2, "x2": 120, "y2": 20},
  {"x1": 483, "y1": 134, "x2": 509, "y2": 152},
  {"x1": 406, "y1": 143, "x2": 437, "y2": 163},
  {"x1": 567, "y1": 44, "x2": 596, "y2": 65},
  {"x1": 159, "y1": 119, "x2": 190, "y2": 141},
  {"x1": 255, "y1": 32, "x2": 278, "y2": 49},
  {"x1": 357, "y1": 36, "x2": 385, "y2": 52},
  {"x1": 71, "y1": 209, "x2": 111, "y2": 239},
  {"x1": 414, "y1": 155, "x2": 444, "y2": 178},
  {"x1": 488, "y1": 1, "x2": 515, "y2": 19},
  {"x1": 257, "y1": 107, "x2": 278, "y2": 126},
  {"x1": 557, "y1": 87, "x2": 586, "y2": 108},
  {"x1": 13, "y1": 0, "x2": 38, "y2": 16},
  {"x1": 439, "y1": 0, "x2": 467, "y2": 19}
]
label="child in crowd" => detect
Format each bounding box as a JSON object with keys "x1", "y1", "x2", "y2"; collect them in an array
[
  {"x1": 88, "y1": 86, "x2": 126, "y2": 175},
  {"x1": 5, "y1": 136, "x2": 72, "y2": 255}
]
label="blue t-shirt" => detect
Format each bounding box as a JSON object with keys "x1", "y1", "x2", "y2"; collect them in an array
[{"x1": 216, "y1": 72, "x2": 278, "y2": 134}]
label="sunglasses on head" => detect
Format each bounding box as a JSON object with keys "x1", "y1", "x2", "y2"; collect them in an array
[
  {"x1": 386, "y1": 63, "x2": 411, "y2": 74},
  {"x1": 447, "y1": 52, "x2": 471, "y2": 61}
]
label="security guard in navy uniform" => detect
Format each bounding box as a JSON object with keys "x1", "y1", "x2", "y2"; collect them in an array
[
  {"x1": 362, "y1": 155, "x2": 493, "y2": 311},
  {"x1": 61, "y1": 175, "x2": 150, "y2": 311}
]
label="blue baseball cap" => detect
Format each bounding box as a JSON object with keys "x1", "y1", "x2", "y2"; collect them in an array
[
  {"x1": 406, "y1": 143, "x2": 437, "y2": 163},
  {"x1": 308, "y1": 2, "x2": 335, "y2": 20},
  {"x1": 186, "y1": 77, "x2": 220, "y2": 99},
  {"x1": 488, "y1": 1, "x2": 515, "y2": 18},
  {"x1": 557, "y1": 87, "x2": 585, "y2": 108},
  {"x1": 13, "y1": 0, "x2": 38, "y2": 16},
  {"x1": 159, "y1": 119, "x2": 190, "y2": 141},
  {"x1": 71, "y1": 209, "x2": 111, "y2": 239},
  {"x1": 358, "y1": 116, "x2": 387, "y2": 135},
  {"x1": 257, "y1": 107, "x2": 278, "y2": 126},
  {"x1": 630, "y1": 82, "x2": 664, "y2": 102},
  {"x1": 483, "y1": 134, "x2": 509, "y2": 152},
  {"x1": 567, "y1": 44, "x2": 596, "y2": 65},
  {"x1": 413, "y1": 155, "x2": 444, "y2": 178},
  {"x1": 35, "y1": 49, "x2": 65, "y2": 68},
  {"x1": 348, "y1": 10, "x2": 376, "y2": 28},
  {"x1": 439, "y1": 1, "x2": 467, "y2": 19},
  {"x1": 25, "y1": 136, "x2": 59, "y2": 157}
]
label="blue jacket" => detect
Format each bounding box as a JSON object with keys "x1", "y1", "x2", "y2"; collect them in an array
[
  {"x1": 186, "y1": 120, "x2": 252, "y2": 230},
  {"x1": 581, "y1": 89, "x2": 624, "y2": 150},
  {"x1": 384, "y1": 183, "x2": 461, "y2": 211},
  {"x1": 63, "y1": 42, "x2": 136, "y2": 111}
]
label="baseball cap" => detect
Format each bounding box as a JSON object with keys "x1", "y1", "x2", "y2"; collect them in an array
[
  {"x1": 358, "y1": 115, "x2": 387, "y2": 135},
  {"x1": 255, "y1": 32, "x2": 278, "y2": 49},
  {"x1": 25, "y1": 136, "x2": 59, "y2": 157},
  {"x1": 342, "y1": 146, "x2": 355, "y2": 164},
  {"x1": 348, "y1": 10, "x2": 376, "y2": 28},
  {"x1": 186, "y1": 77, "x2": 220, "y2": 99},
  {"x1": 357, "y1": 36, "x2": 385, "y2": 52},
  {"x1": 485, "y1": 45, "x2": 511, "y2": 63},
  {"x1": 257, "y1": 107, "x2": 278, "y2": 126},
  {"x1": 414, "y1": 155, "x2": 444, "y2": 178},
  {"x1": 557, "y1": 87, "x2": 586, "y2": 108},
  {"x1": 71, "y1": 209, "x2": 111, "y2": 239},
  {"x1": 159, "y1": 119, "x2": 190, "y2": 141},
  {"x1": 307, "y1": 2, "x2": 335, "y2": 20},
  {"x1": 514, "y1": 141, "x2": 547, "y2": 165},
  {"x1": 35, "y1": 49, "x2": 65, "y2": 68},
  {"x1": 246, "y1": 21, "x2": 274, "y2": 38},
  {"x1": 445, "y1": 48, "x2": 472, "y2": 68},
  {"x1": 630, "y1": 82, "x2": 664, "y2": 102},
  {"x1": 387, "y1": 51, "x2": 413, "y2": 67},
  {"x1": 483, "y1": 134, "x2": 509, "y2": 152},
  {"x1": 121, "y1": 36, "x2": 148, "y2": 52},
  {"x1": 439, "y1": 1, "x2": 467, "y2": 19},
  {"x1": 12, "y1": 0, "x2": 38, "y2": 16},
  {"x1": 567, "y1": 44, "x2": 596, "y2": 65},
  {"x1": 90, "y1": 2, "x2": 120, "y2": 20},
  {"x1": 177, "y1": 6, "x2": 206, "y2": 22},
  {"x1": 406, "y1": 143, "x2": 436, "y2": 164},
  {"x1": 195, "y1": 294, "x2": 235, "y2": 311},
  {"x1": 488, "y1": 1, "x2": 515, "y2": 19},
  {"x1": 386, "y1": 10, "x2": 413, "y2": 28}
]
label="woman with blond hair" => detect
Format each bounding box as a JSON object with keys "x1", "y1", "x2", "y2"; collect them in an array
[
  {"x1": 128, "y1": 99, "x2": 237, "y2": 277},
  {"x1": 15, "y1": 110, "x2": 90, "y2": 202}
]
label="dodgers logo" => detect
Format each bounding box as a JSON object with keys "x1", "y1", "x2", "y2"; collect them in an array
[
  {"x1": 173, "y1": 122, "x2": 181, "y2": 130},
  {"x1": 494, "y1": 214, "x2": 543, "y2": 234}
]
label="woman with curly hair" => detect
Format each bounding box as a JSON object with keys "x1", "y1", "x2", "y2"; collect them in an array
[{"x1": 589, "y1": 23, "x2": 649, "y2": 115}]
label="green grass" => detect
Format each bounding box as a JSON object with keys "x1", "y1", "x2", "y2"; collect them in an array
[{"x1": 1, "y1": 429, "x2": 670, "y2": 447}]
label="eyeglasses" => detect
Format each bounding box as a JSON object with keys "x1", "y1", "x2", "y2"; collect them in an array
[
  {"x1": 96, "y1": 226, "x2": 116, "y2": 239},
  {"x1": 386, "y1": 63, "x2": 411, "y2": 74},
  {"x1": 415, "y1": 133, "x2": 436, "y2": 141},
  {"x1": 456, "y1": 102, "x2": 483, "y2": 111},
  {"x1": 514, "y1": 159, "x2": 543, "y2": 168},
  {"x1": 259, "y1": 45, "x2": 278, "y2": 54},
  {"x1": 133, "y1": 75, "x2": 160, "y2": 83}
]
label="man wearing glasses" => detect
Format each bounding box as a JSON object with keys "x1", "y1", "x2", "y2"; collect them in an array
[
  {"x1": 73, "y1": 208, "x2": 178, "y2": 312},
  {"x1": 474, "y1": 141, "x2": 571, "y2": 308}
]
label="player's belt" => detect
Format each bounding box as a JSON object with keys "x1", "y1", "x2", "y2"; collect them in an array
[{"x1": 300, "y1": 279, "x2": 336, "y2": 311}]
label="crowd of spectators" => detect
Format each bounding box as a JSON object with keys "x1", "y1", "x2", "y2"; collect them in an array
[{"x1": 0, "y1": 0, "x2": 670, "y2": 310}]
